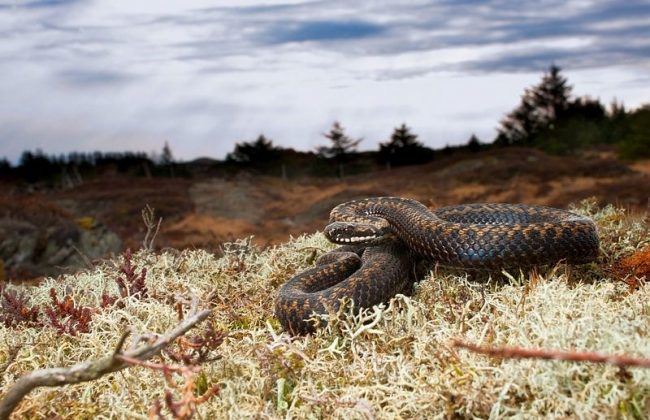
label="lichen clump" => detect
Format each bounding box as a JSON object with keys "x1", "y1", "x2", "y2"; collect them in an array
[{"x1": 0, "y1": 201, "x2": 649, "y2": 418}]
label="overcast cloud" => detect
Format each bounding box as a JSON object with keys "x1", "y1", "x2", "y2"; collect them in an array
[{"x1": 0, "y1": 0, "x2": 649, "y2": 163}]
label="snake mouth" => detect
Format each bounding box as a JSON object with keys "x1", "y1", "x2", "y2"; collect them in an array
[{"x1": 324, "y1": 222, "x2": 385, "y2": 244}]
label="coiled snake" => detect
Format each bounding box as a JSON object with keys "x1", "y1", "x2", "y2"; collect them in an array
[{"x1": 276, "y1": 197, "x2": 599, "y2": 335}]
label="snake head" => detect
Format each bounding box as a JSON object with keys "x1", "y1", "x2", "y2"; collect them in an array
[{"x1": 324, "y1": 219, "x2": 390, "y2": 245}]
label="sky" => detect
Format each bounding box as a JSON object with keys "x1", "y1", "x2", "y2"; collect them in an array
[{"x1": 0, "y1": 0, "x2": 649, "y2": 163}]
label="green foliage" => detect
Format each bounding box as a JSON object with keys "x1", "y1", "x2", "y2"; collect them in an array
[
  {"x1": 532, "y1": 101, "x2": 650, "y2": 157},
  {"x1": 378, "y1": 123, "x2": 434, "y2": 167},
  {"x1": 530, "y1": 96, "x2": 611, "y2": 154},
  {"x1": 617, "y1": 106, "x2": 650, "y2": 159},
  {"x1": 533, "y1": 117, "x2": 606, "y2": 155}
]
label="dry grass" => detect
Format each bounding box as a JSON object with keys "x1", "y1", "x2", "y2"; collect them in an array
[{"x1": 1, "y1": 200, "x2": 649, "y2": 418}]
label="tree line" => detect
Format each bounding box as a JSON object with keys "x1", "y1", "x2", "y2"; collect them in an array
[
  {"x1": 1, "y1": 65, "x2": 648, "y2": 184},
  {"x1": 494, "y1": 65, "x2": 648, "y2": 158},
  {"x1": 227, "y1": 65, "x2": 649, "y2": 171},
  {"x1": 0, "y1": 149, "x2": 177, "y2": 186}
]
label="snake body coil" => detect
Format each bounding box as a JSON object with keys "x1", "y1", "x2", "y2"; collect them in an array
[{"x1": 276, "y1": 197, "x2": 599, "y2": 334}]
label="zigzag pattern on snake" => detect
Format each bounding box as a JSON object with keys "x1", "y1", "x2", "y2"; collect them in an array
[{"x1": 276, "y1": 197, "x2": 599, "y2": 335}]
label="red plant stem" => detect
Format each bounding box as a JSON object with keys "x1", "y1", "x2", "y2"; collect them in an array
[{"x1": 452, "y1": 339, "x2": 650, "y2": 369}]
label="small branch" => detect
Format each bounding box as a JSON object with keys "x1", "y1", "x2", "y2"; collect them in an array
[
  {"x1": 0, "y1": 306, "x2": 211, "y2": 420},
  {"x1": 142, "y1": 204, "x2": 163, "y2": 251},
  {"x1": 451, "y1": 339, "x2": 650, "y2": 369}
]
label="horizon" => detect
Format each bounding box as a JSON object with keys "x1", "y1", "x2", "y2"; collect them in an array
[{"x1": 1, "y1": 0, "x2": 649, "y2": 164}]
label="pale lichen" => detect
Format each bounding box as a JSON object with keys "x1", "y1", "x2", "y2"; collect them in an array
[{"x1": 0, "y1": 202, "x2": 648, "y2": 418}]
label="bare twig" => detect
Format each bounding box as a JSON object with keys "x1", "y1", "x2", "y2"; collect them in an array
[
  {"x1": 0, "y1": 304, "x2": 211, "y2": 419},
  {"x1": 142, "y1": 204, "x2": 163, "y2": 251},
  {"x1": 451, "y1": 339, "x2": 650, "y2": 369}
]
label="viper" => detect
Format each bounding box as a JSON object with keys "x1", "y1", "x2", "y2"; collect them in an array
[{"x1": 276, "y1": 197, "x2": 599, "y2": 335}]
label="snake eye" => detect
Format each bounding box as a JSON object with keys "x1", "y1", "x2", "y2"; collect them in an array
[{"x1": 324, "y1": 221, "x2": 386, "y2": 244}]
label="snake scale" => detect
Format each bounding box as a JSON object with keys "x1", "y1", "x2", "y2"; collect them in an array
[{"x1": 276, "y1": 197, "x2": 599, "y2": 335}]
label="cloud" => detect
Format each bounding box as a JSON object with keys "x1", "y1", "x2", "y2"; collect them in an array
[
  {"x1": 462, "y1": 44, "x2": 650, "y2": 73},
  {"x1": 0, "y1": 0, "x2": 79, "y2": 9},
  {"x1": 0, "y1": 0, "x2": 649, "y2": 163},
  {"x1": 56, "y1": 69, "x2": 138, "y2": 87}
]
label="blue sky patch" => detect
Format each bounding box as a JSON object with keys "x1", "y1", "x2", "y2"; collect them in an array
[{"x1": 268, "y1": 20, "x2": 385, "y2": 43}]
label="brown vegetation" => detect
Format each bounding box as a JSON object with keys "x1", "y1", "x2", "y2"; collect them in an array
[{"x1": 1, "y1": 147, "x2": 649, "y2": 281}]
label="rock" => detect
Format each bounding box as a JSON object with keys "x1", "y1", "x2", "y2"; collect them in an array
[{"x1": 0, "y1": 216, "x2": 121, "y2": 280}]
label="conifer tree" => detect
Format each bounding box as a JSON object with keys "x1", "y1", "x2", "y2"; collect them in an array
[
  {"x1": 378, "y1": 123, "x2": 432, "y2": 167},
  {"x1": 317, "y1": 122, "x2": 361, "y2": 177},
  {"x1": 227, "y1": 135, "x2": 281, "y2": 163},
  {"x1": 161, "y1": 141, "x2": 175, "y2": 177},
  {"x1": 317, "y1": 122, "x2": 361, "y2": 159},
  {"x1": 161, "y1": 141, "x2": 174, "y2": 165},
  {"x1": 497, "y1": 65, "x2": 572, "y2": 146},
  {"x1": 466, "y1": 133, "x2": 481, "y2": 153}
]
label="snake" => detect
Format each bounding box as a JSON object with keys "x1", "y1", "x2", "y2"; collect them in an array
[{"x1": 275, "y1": 197, "x2": 599, "y2": 335}]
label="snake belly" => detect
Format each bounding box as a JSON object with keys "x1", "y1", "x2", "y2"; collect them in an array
[{"x1": 276, "y1": 197, "x2": 599, "y2": 334}]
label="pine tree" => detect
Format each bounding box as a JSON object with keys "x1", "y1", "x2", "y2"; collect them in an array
[
  {"x1": 227, "y1": 135, "x2": 281, "y2": 163},
  {"x1": 530, "y1": 64, "x2": 572, "y2": 130},
  {"x1": 161, "y1": 141, "x2": 175, "y2": 177},
  {"x1": 378, "y1": 123, "x2": 433, "y2": 167},
  {"x1": 317, "y1": 122, "x2": 361, "y2": 159},
  {"x1": 317, "y1": 122, "x2": 361, "y2": 177},
  {"x1": 497, "y1": 65, "x2": 572, "y2": 146},
  {"x1": 466, "y1": 133, "x2": 481, "y2": 153},
  {"x1": 161, "y1": 142, "x2": 174, "y2": 165}
]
